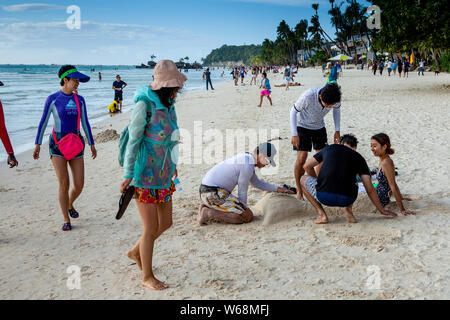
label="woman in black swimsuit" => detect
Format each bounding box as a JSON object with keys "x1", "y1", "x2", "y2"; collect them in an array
[{"x1": 370, "y1": 133, "x2": 415, "y2": 215}]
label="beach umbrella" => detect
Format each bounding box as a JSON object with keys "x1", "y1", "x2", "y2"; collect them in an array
[{"x1": 328, "y1": 54, "x2": 353, "y2": 61}]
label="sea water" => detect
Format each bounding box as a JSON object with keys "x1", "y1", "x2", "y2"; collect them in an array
[{"x1": 0, "y1": 65, "x2": 228, "y2": 161}]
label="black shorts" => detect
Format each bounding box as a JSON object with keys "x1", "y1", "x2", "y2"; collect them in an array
[
  {"x1": 293, "y1": 127, "x2": 328, "y2": 152},
  {"x1": 114, "y1": 91, "x2": 123, "y2": 102}
]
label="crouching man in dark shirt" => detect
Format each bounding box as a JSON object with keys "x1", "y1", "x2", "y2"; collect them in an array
[{"x1": 301, "y1": 134, "x2": 397, "y2": 224}]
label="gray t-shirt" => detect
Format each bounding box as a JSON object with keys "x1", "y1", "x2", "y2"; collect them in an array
[{"x1": 290, "y1": 87, "x2": 341, "y2": 135}]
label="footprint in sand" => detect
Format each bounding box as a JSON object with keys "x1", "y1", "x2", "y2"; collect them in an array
[{"x1": 325, "y1": 225, "x2": 402, "y2": 247}]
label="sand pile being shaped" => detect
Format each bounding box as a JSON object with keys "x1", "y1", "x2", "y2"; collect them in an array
[
  {"x1": 253, "y1": 192, "x2": 376, "y2": 226},
  {"x1": 94, "y1": 129, "x2": 120, "y2": 143}
]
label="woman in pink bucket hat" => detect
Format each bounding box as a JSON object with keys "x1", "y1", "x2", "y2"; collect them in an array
[{"x1": 120, "y1": 60, "x2": 187, "y2": 290}]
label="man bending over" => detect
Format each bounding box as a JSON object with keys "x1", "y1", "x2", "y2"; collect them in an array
[{"x1": 198, "y1": 142, "x2": 294, "y2": 225}]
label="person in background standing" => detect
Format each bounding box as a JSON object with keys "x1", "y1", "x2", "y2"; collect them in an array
[
  {"x1": 387, "y1": 60, "x2": 393, "y2": 76},
  {"x1": 397, "y1": 58, "x2": 403, "y2": 78},
  {"x1": 250, "y1": 67, "x2": 257, "y2": 85},
  {"x1": 403, "y1": 59, "x2": 410, "y2": 78},
  {"x1": 203, "y1": 68, "x2": 214, "y2": 91},
  {"x1": 379, "y1": 60, "x2": 384, "y2": 75},
  {"x1": 418, "y1": 60, "x2": 425, "y2": 76},
  {"x1": 112, "y1": 75, "x2": 127, "y2": 112},
  {"x1": 392, "y1": 59, "x2": 397, "y2": 76},
  {"x1": 98, "y1": 72, "x2": 102, "y2": 81}
]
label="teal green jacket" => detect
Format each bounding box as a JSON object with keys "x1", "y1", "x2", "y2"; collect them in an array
[{"x1": 123, "y1": 85, "x2": 179, "y2": 189}]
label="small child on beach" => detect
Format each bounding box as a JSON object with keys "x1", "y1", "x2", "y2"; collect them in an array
[
  {"x1": 370, "y1": 133, "x2": 415, "y2": 215},
  {"x1": 258, "y1": 72, "x2": 272, "y2": 107}
]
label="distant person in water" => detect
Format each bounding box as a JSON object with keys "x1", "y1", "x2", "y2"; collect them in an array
[
  {"x1": 203, "y1": 68, "x2": 214, "y2": 91},
  {"x1": 98, "y1": 72, "x2": 102, "y2": 81},
  {"x1": 112, "y1": 75, "x2": 127, "y2": 112},
  {"x1": 0, "y1": 100, "x2": 18, "y2": 168},
  {"x1": 33, "y1": 65, "x2": 97, "y2": 231},
  {"x1": 258, "y1": 72, "x2": 272, "y2": 107},
  {"x1": 370, "y1": 133, "x2": 415, "y2": 215}
]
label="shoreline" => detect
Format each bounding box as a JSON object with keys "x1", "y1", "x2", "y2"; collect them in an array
[{"x1": 0, "y1": 77, "x2": 229, "y2": 162}]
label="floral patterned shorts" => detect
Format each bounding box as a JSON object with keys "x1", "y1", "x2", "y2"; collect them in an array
[{"x1": 134, "y1": 182, "x2": 176, "y2": 204}]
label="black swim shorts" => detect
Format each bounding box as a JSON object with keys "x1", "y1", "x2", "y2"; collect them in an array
[
  {"x1": 114, "y1": 91, "x2": 123, "y2": 102},
  {"x1": 293, "y1": 126, "x2": 328, "y2": 152}
]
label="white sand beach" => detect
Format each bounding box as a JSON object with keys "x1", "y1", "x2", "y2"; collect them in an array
[{"x1": 0, "y1": 68, "x2": 449, "y2": 299}]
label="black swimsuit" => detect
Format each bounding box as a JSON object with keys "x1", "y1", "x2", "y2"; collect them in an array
[{"x1": 376, "y1": 167, "x2": 391, "y2": 207}]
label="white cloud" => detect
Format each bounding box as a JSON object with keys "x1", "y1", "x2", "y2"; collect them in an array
[
  {"x1": 2, "y1": 3, "x2": 66, "y2": 12},
  {"x1": 0, "y1": 17, "x2": 20, "y2": 21},
  {"x1": 0, "y1": 20, "x2": 215, "y2": 64}
]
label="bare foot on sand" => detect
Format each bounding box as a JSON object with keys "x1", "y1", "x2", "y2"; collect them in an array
[
  {"x1": 296, "y1": 191, "x2": 304, "y2": 201},
  {"x1": 314, "y1": 215, "x2": 329, "y2": 224},
  {"x1": 345, "y1": 213, "x2": 357, "y2": 223},
  {"x1": 126, "y1": 250, "x2": 142, "y2": 270},
  {"x1": 197, "y1": 205, "x2": 210, "y2": 226},
  {"x1": 140, "y1": 277, "x2": 168, "y2": 290}
]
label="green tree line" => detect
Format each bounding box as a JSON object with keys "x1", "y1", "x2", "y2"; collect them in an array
[
  {"x1": 202, "y1": 44, "x2": 262, "y2": 65},
  {"x1": 202, "y1": 1, "x2": 449, "y2": 70}
]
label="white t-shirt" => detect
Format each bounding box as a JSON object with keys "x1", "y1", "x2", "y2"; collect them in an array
[
  {"x1": 420, "y1": 61, "x2": 424, "y2": 68},
  {"x1": 201, "y1": 153, "x2": 278, "y2": 205},
  {"x1": 290, "y1": 87, "x2": 341, "y2": 134},
  {"x1": 387, "y1": 61, "x2": 393, "y2": 68}
]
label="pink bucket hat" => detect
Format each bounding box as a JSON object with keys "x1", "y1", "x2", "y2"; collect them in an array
[{"x1": 150, "y1": 60, "x2": 187, "y2": 90}]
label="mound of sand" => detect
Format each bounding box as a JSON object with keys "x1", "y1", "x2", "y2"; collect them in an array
[
  {"x1": 94, "y1": 129, "x2": 120, "y2": 143},
  {"x1": 253, "y1": 192, "x2": 376, "y2": 226}
]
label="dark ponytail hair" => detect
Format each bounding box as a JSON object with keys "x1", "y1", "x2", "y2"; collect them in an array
[
  {"x1": 58, "y1": 65, "x2": 77, "y2": 86},
  {"x1": 153, "y1": 87, "x2": 180, "y2": 108},
  {"x1": 371, "y1": 133, "x2": 395, "y2": 155}
]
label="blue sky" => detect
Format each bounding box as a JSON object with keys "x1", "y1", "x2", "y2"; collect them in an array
[{"x1": 0, "y1": 0, "x2": 370, "y2": 65}]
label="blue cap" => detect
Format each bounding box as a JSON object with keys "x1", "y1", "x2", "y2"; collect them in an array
[{"x1": 60, "y1": 68, "x2": 90, "y2": 83}]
